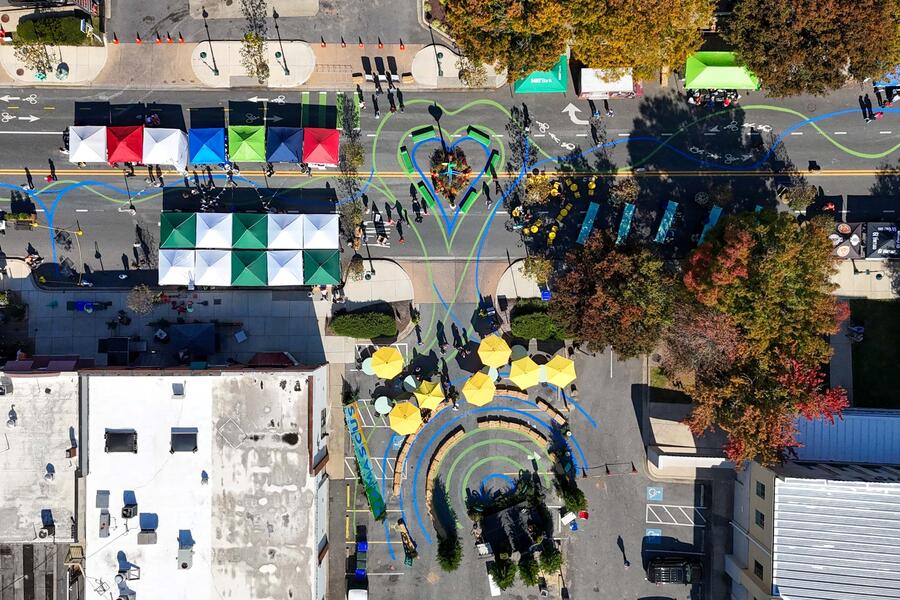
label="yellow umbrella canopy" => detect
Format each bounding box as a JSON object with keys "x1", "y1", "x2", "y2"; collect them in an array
[
  {"x1": 414, "y1": 380, "x2": 444, "y2": 411},
  {"x1": 371, "y1": 346, "x2": 403, "y2": 379},
  {"x1": 462, "y1": 371, "x2": 496, "y2": 406},
  {"x1": 389, "y1": 401, "x2": 422, "y2": 435},
  {"x1": 509, "y1": 356, "x2": 541, "y2": 389},
  {"x1": 544, "y1": 355, "x2": 576, "y2": 388},
  {"x1": 478, "y1": 335, "x2": 511, "y2": 368}
]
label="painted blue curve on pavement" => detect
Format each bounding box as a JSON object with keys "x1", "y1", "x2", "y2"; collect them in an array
[
  {"x1": 480, "y1": 472, "x2": 517, "y2": 491},
  {"x1": 399, "y1": 403, "x2": 586, "y2": 546},
  {"x1": 550, "y1": 384, "x2": 598, "y2": 429}
]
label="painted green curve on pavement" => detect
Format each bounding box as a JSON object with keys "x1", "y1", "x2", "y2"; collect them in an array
[
  {"x1": 443, "y1": 436, "x2": 552, "y2": 498},
  {"x1": 460, "y1": 456, "x2": 530, "y2": 505}
]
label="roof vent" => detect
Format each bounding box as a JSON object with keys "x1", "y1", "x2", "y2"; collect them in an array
[
  {"x1": 6, "y1": 404, "x2": 16, "y2": 429},
  {"x1": 172, "y1": 382, "x2": 185, "y2": 398}
]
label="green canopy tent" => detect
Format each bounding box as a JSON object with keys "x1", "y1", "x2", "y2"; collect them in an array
[
  {"x1": 232, "y1": 213, "x2": 268, "y2": 249},
  {"x1": 302, "y1": 249, "x2": 341, "y2": 285},
  {"x1": 231, "y1": 250, "x2": 268, "y2": 286},
  {"x1": 227, "y1": 126, "x2": 267, "y2": 162},
  {"x1": 684, "y1": 52, "x2": 760, "y2": 90},
  {"x1": 159, "y1": 212, "x2": 197, "y2": 248},
  {"x1": 514, "y1": 55, "x2": 569, "y2": 94}
]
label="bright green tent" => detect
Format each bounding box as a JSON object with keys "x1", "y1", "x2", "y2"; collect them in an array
[
  {"x1": 227, "y1": 126, "x2": 266, "y2": 162},
  {"x1": 514, "y1": 55, "x2": 568, "y2": 94},
  {"x1": 684, "y1": 52, "x2": 759, "y2": 90},
  {"x1": 302, "y1": 249, "x2": 341, "y2": 285},
  {"x1": 232, "y1": 213, "x2": 268, "y2": 249},
  {"x1": 231, "y1": 250, "x2": 268, "y2": 286},
  {"x1": 160, "y1": 212, "x2": 197, "y2": 248}
]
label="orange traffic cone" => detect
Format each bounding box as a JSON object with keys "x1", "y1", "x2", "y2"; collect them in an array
[
  {"x1": 358, "y1": 37, "x2": 364, "y2": 48},
  {"x1": 135, "y1": 33, "x2": 142, "y2": 44},
  {"x1": 399, "y1": 38, "x2": 405, "y2": 51},
  {"x1": 112, "y1": 32, "x2": 119, "y2": 44},
  {"x1": 340, "y1": 37, "x2": 346, "y2": 48},
  {"x1": 166, "y1": 32, "x2": 173, "y2": 44},
  {"x1": 178, "y1": 33, "x2": 184, "y2": 43},
  {"x1": 377, "y1": 37, "x2": 383, "y2": 49},
  {"x1": 154, "y1": 32, "x2": 162, "y2": 44}
]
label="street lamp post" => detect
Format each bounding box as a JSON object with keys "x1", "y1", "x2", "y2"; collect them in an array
[
  {"x1": 201, "y1": 8, "x2": 219, "y2": 76},
  {"x1": 272, "y1": 8, "x2": 290, "y2": 76},
  {"x1": 428, "y1": 24, "x2": 443, "y2": 77}
]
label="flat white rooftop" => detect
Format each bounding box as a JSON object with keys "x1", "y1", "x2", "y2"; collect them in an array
[
  {"x1": 0, "y1": 372, "x2": 79, "y2": 542},
  {"x1": 83, "y1": 370, "x2": 327, "y2": 600}
]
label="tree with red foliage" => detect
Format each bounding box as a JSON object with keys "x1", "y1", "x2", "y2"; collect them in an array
[
  {"x1": 680, "y1": 212, "x2": 849, "y2": 466},
  {"x1": 550, "y1": 232, "x2": 676, "y2": 359}
]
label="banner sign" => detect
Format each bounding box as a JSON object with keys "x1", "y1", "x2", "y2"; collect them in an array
[{"x1": 344, "y1": 403, "x2": 386, "y2": 520}]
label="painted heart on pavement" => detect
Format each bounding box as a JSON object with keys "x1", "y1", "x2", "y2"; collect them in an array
[{"x1": 408, "y1": 135, "x2": 492, "y2": 233}]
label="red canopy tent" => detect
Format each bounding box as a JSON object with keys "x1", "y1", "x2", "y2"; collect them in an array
[
  {"x1": 302, "y1": 127, "x2": 339, "y2": 166},
  {"x1": 107, "y1": 125, "x2": 144, "y2": 163}
]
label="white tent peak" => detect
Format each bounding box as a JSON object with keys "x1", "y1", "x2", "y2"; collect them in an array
[
  {"x1": 301, "y1": 213, "x2": 339, "y2": 249},
  {"x1": 158, "y1": 249, "x2": 195, "y2": 286},
  {"x1": 194, "y1": 249, "x2": 231, "y2": 286},
  {"x1": 69, "y1": 125, "x2": 108, "y2": 164},
  {"x1": 195, "y1": 213, "x2": 232, "y2": 249},
  {"x1": 267, "y1": 214, "x2": 304, "y2": 249},
  {"x1": 266, "y1": 250, "x2": 304, "y2": 286},
  {"x1": 143, "y1": 128, "x2": 189, "y2": 171}
]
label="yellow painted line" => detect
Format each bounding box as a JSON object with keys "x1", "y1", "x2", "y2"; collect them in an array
[
  {"x1": 345, "y1": 515, "x2": 350, "y2": 540},
  {"x1": 43, "y1": 106, "x2": 55, "y2": 110},
  {"x1": 345, "y1": 482, "x2": 350, "y2": 506}
]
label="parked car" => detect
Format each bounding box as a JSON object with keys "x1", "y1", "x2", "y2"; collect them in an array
[{"x1": 646, "y1": 556, "x2": 703, "y2": 585}]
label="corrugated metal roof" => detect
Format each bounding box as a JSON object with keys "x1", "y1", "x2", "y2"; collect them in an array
[
  {"x1": 794, "y1": 409, "x2": 900, "y2": 465},
  {"x1": 773, "y1": 477, "x2": 900, "y2": 600}
]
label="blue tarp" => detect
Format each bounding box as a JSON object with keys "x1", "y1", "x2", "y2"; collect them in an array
[
  {"x1": 876, "y1": 67, "x2": 900, "y2": 88},
  {"x1": 266, "y1": 127, "x2": 303, "y2": 163},
  {"x1": 189, "y1": 128, "x2": 226, "y2": 165}
]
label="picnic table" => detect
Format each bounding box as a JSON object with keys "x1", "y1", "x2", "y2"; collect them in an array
[
  {"x1": 654, "y1": 201, "x2": 679, "y2": 243},
  {"x1": 698, "y1": 205, "x2": 723, "y2": 244},
  {"x1": 616, "y1": 203, "x2": 636, "y2": 245},
  {"x1": 577, "y1": 202, "x2": 600, "y2": 244}
]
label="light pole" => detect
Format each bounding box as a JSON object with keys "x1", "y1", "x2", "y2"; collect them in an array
[
  {"x1": 201, "y1": 7, "x2": 219, "y2": 76},
  {"x1": 428, "y1": 24, "x2": 443, "y2": 77},
  {"x1": 118, "y1": 171, "x2": 135, "y2": 214},
  {"x1": 272, "y1": 8, "x2": 289, "y2": 76}
]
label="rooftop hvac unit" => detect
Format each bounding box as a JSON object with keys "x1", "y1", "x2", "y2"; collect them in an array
[
  {"x1": 172, "y1": 382, "x2": 185, "y2": 398},
  {"x1": 122, "y1": 504, "x2": 138, "y2": 519},
  {"x1": 38, "y1": 524, "x2": 55, "y2": 538}
]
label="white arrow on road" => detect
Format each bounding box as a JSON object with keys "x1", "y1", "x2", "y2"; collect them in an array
[
  {"x1": 248, "y1": 96, "x2": 269, "y2": 103},
  {"x1": 17, "y1": 115, "x2": 39, "y2": 122},
  {"x1": 0, "y1": 95, "x2": 21, "y2": 102},
  {"x1": 562, "y1": 103, "x2": 590, "y2": 126},
  {"x1": 265, "y1": 114, "x2": 283, "y2": 123}
]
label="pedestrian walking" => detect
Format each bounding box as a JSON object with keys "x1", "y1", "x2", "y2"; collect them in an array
[
  {"x1": 372, "y1": 95, "x2": 380, "y2": 120},
  {"x1": 264, "y1": 162, "x2": 275, "y2": 177},
  {"x1": 397, "y1": 89, "x2": 405, "y2": 113},
  {"x1": 864, "y1": 94, "x2": 876, "y2": 121},
  {"x1": 356, "y1": 84, "x2": 366, "y2": 110},
  {"x1": 604, "y1": 99, "x2": 614, "y2": 117},
  {"x1": 859, "y1": 96, "x2": 871, "y2": 123}
]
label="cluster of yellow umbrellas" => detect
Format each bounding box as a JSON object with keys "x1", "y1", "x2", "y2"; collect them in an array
[{"x1": 387, "y1": 380, "x2": 446, "y2": 436}]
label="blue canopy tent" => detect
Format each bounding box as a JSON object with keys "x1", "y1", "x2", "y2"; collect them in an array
[
  {"x1": 189, "y1": 127, "x2": 226, "y2": 165},
  {"x1": 266, "y1": 127, "x2": 304, "y2": 163}
]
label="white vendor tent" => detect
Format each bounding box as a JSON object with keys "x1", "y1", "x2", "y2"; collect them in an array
[
  {"x1": 158, "y1": 249, "x2": 195, "y2": 286},
  {"x1": 143, "y1": 128, "x2": 189, "y2": 170},
  {"x1": 194, "y1": 249, "x2": 231, "y2": 286},
  {"x1": 68, "y1": 126, "x2": 108, "y2": 163},
  {"x1": 578, "y1": 68, "x2": 635, "y2": 99},
  {"x1": 267, "y1": 250, "x2": 304, "y2": 286},
  {"x1": 267, "y1": 213, "x2": 304, "y2": 249},
  {"x1": 302, "y1": 214, "x2": 339, "y2": 249},
  {"x1": 195, "y1": 213, "x2": 232, "y2": 249}
]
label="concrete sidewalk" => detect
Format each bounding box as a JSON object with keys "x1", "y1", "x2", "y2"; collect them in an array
[
  {"x1": 0, "y1": 44, "x2": 108, "y2": 85},
  {"x1": 495, "y1": 259, "x2": 542, "y2": 300},
  {"x1": 342, "y1": 259, "x2": 413, "y2": 306},
  {"x1": 831, "y1": 259, "x2": 898, "y2": 299}
]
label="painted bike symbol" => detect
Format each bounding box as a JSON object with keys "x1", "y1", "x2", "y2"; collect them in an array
[
  {"x1": 742, "y1": 122, "x2": 772, "y2": 133},
  {"x1": 0, "y1": 112, "x2": 13, "y2": 123},
  {"x1": 245, "y1": 113, "x2": 261, "y2": 123},
  {"x1": 271, "y1": 95, "x2": 285, "y2": 104},
  {"x1": 724, "y1": 120, "x2": 739, "y2": 132}
]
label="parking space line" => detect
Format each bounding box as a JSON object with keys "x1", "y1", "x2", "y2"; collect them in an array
[{"x1": 646, "y1": 504, "x2": 707, "y2": 527}]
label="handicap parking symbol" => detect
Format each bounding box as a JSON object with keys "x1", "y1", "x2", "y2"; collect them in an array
[
  {"x1": 645, "y1": 528, "x2": 662, "y2": 543},
  {"x1": 646, "y1": 486, "x2": 664, "y2": 502}
]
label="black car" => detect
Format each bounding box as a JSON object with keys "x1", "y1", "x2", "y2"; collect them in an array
[{"x1": 646, "y1": 556, "x2": 703, "y2": 584}]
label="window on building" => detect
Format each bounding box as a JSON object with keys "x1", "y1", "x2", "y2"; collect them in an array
[
  {"x1": 754, "y1": 561, "x2": 764, "y2": 579},
  {"x1": 755, "y1": 510, "x2": 765, "y2": 529},
  {"x1": 755, "y1": 481, "x2": 766, "y2": 499}
]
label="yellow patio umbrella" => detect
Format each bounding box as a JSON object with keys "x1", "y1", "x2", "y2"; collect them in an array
[
  {"x1": 478, "y1": 335, "x2": 511, "y2": 368},
  {"x1": 509, "y1": 356, "x2": 541, "y2": 389},
  {"x1": 371, "y1": 346, "x2": 404, "y2": 379},
  {"x1": 389, "y1": 401, "x2": 422, "y2": 435},
  {"x1": 462, "y1": 371, "x2": 496, "y2": 406},
  {"x1": 414, "y1": 380, "x2": 444, "y2": 411},
  {"x1": 544, "y1": 355, "x2": 576, "y2": 388}
]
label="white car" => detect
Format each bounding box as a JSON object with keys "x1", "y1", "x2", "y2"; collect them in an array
[{"x1": 347, "y1": 590, "x2": 368, "y2": 600}]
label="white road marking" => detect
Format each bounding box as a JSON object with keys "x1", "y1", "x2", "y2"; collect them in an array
[
  {"x1": 492, "y1": 134, "x2": 504, "y2": 138},
  {"x1": 617, "y1": 133, "x2": 629, "y2": 137},
  {"x1": 646, "y1": 504, "x2": 708, "y2": 527},
  {"x1": 703, "y1": 132, "x2": 716, "y2": 136},
  {"x1": 833, "y1": 131, "x2": 847, "y2": 135},
  {"x1": 575, "y1": 133, "x2": 588, "y2": 137},
  {"x1": 790, "y1": 132, "x2": 803, "y2": 136},
  {"x1": 0, "y1": 131, "x2": 58, "y2": 135},
  {"x1": 661, "y1": 133, "x2": 673, "y2": 136},
  {"x1": 366, "y1": 133, "x2": 376, "y2": 137},
  {"x1": 451, "y1": 134, "x2": 462, "y2": 138},
  {"x1": 74, "y1": 209, "x2": 89, "y2": 213},
  {"x1": 879, "y1": 131, "x2": 892, "y2": 134},
  {"x1": 533, "y1": 134, "x2": 546, "y2": 138}
]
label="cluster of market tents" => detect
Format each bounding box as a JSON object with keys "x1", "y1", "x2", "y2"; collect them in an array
[
  {"x1": 367, "y1": 336, "x2": 577, "y2": 437},
  {"x1": 68, "y1": 124, "x2": 340, "y2": 171},
  {"x1": 158, "y1": 212, "x2": 340, "y2": 287}
]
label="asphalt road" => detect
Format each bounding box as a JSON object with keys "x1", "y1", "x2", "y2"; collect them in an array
[{"x1": 0, "y1": 84, "x2": 898, "y2": 281}]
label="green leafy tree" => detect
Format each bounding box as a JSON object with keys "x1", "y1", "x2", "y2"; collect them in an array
[
  {"x1": 550, "y1": 233, "x2": 676, "y2": 358},
  {"x1": 725, "y1": 0, "x2": 900, "y2": 96},
  {"x1": 437, "y1": 534, "x2": 463, "y2": 572},
  {"x1": 571, "y1": 0, "x2": 713, "y2": 80},
  {"x1": 12, "y1": 38, "x2": 52, "y2": 76},
  {"x1": 457, "y1": 55, "x2": 488, "y2": 87},
  {"x1": 518, "y1": 552, "x2": 540, "y2": 586},
  {"x1": 682, "y1": 213, "x2": 849, "y2": 465},
  {"x1": 239, "y1": 0, "x2": 269, "y2": 84},
  {"x1": 519, "y1": 256, "x2": 553, "y2": 285},
  {"x1": 539, "y1": 542, "x2": 563, "y2": 574},
  {"x1": 488, "y1": 558, "x2": 518, "y2": 590}
]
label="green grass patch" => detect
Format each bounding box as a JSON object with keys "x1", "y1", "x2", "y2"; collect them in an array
[
  {"x1": 849, "y1": 299, "x2": 900, "y2": 408},
  {"x1": 16, "y1": 16, "x2": 96, "y2": 47}
]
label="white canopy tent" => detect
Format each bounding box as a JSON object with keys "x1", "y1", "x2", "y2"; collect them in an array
[
  {"x1": 302, "y1": 214, "x2": 339, "y2": 249},
  {"x1": 68, "y1": 126, "x2": 108, "y2": 163},
  {"x1": 194, "y1": 249, "x2": 231, "y2": 286},
  {"x1": 578, "y1": 68, "x2": 635, "y2": 99},
  {"x1": 195, "y1": 213, "x2": 232, "y2": 249},
  {"x1": 143, "y1": 128, "x2": 189, "y2": 171},
  {"x1": 158, "y1": 249, "x2": 195, "y2": 286},
  {"x1": 267, "y1": 250, "x2": 304, "y2": 286},
  {"x1": 267, "y1": 214, "x2": 304, "y2": 249}
]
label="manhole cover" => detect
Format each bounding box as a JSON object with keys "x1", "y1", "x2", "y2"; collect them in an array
[
  {"x1": 1, "y1": 15, "x2": 9, "y2": 23},
  {"x1": 15, "y1": 68, "x2": 23, "y2": 76},
  {"x1": 807, "y1": 103, "x2": 817, "y2": 112}
]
